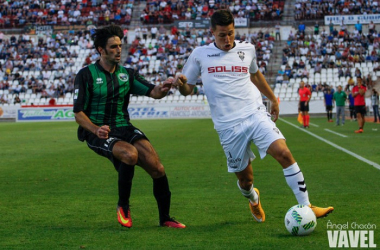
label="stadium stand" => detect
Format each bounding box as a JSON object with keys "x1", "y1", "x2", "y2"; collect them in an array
[
  {"x1": 273, "y1": 21, "x2": 379, "y2": 102},
  {"x1": 295, "y1": 0, "x2": 380, "y2": 20}
]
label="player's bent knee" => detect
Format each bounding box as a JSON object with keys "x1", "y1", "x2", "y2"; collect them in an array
[
  {"x1": 276, "y1": 148, "x2": 294, "y2": 168},
  {"x1": 119, "y1": 148, "x2": 139, "y2": 166},
  {"x1": 238, "y1": 177, "x2": 253, "y2": 190},
  {"x1": 149, "y1": 164, "x2": 166, "y2": 179}
]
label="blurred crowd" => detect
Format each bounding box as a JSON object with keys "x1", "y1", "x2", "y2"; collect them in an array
[
  {"x1": 0, "y1": 28, "x2": 100, "y2": 102},
  {"x1": 0, "y1": 0, "x2": 285, "y2": 28},
  {"x1": 295, "y1": 0, "x2": 380, "y2": 20},
  {"x1": 277, "y1": 20, "x2": 379, "y2": 91},
  {"x1": 0, "y1": 0, "x2": 134, "y2": 28}
]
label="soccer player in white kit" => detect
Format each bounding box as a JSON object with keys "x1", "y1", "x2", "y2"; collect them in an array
[{"x1": 174, "y1": 10, "x2": 334, "y2": 222}]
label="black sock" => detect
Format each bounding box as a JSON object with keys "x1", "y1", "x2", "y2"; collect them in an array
[
  {"x1": 117, "y1": 164, "x2": 135, "y2": 208},
  {"x1": 153, "y1": 175, "x2": 171, "y2": 224}
]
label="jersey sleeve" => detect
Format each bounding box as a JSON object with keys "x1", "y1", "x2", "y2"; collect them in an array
[
  {"x1": 352, "y1": 86, "x2": 358, "y2": 95},
  {"x1": 182, "y1": 49, "x2": 201, "y2": 85},
  {"x1": 249, "y1": 45, "x2": 259, "y2": 74},
  {"x1": 127, "y1": 68, "x2": 155, "y2": 96},
  {"x1": 73, "y1": 67, "x2": 91, "y2": 113}
]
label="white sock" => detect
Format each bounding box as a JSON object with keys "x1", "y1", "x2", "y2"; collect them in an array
[
  {"x1": 237, "y1": 180, "x2": 258, "y2": 204},
  {"x1": 283, "y1": 163, "x2": 310, "y2": 206}
]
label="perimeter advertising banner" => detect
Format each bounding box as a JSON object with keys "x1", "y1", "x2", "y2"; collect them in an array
[
  {"x1": 16, "y1": 108, "x2": 75, "y2": 122},
  {"x1": 13, "y1": 104, "x2": 212, "y2": 122},
  {"x1": 324, "y1": 14, "x2": 380, "y2": 25},
  {"x1": 174, "y1": 20, "x2": 210, "y2": 29}
]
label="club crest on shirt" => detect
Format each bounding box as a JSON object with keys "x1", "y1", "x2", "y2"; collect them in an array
[
  {"x1": 118, "y1": 73, "x2": 129, "y2": 82},
  {"x1": 237, "y1": 51, "x2": 245, "y2": 61}
]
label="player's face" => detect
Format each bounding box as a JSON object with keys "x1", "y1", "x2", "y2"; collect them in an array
[
  {"x1": 100, "y1": 36, "x2": 122, "y2": 64},
  {"x1": 211, "y1": 23, "x2": 235, "y2": 51}
]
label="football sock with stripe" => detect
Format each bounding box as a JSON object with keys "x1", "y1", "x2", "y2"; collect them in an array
[
  {"x1": 283, "y1": 163, "x2": 310, "y2": 206},
  {"x1": 237, "y1": 180, "x2": 258, "y2": 204}
]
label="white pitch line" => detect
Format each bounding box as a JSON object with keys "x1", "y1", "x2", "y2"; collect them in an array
[
  {"x1": 279, "y1": 118, "x2": 380, "y2": 170},
  {"x1": 308, "y1": 122, "x2": 319, "y2": 127},
  {"x1": 324, "y1": 129, "x2": 348, "y2": 138}
]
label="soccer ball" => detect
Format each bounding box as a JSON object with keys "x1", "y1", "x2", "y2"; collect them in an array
[{"x1": 284, "y1": 204, "x2": 317, "y2": 236}]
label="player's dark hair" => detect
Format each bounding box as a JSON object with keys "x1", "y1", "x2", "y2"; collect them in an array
[
  {"x1": 211, "y1": 10, "x2": 234, "y2": 31},
  {"x1": 91, "y1": 25, "x2": 124, "y2": 54}
]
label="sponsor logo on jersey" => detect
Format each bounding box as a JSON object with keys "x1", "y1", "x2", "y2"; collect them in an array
[
  {"x1": 207, "y1": 53, "x2": 220, "y2": 57},
  {"x1": 208, "y1": 66, "x2": 248, "y2": 73},
  {"x1": 96, "y1": 77, "x2": 104, "y2": 84},
  {"x1": 118, "y1": 73, "x2": 129, "y2": 82},
  {"x1": 237, "y1": 51, "x2": 245, "y2": 61},
  {"x1": 74, "y1": 89, "x2": 79, "y2": 99}
]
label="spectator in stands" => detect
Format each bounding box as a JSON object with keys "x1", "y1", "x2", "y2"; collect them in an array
[
  {"x1": 13, "y1": 95, "x2": 21, "y2": 104},
  {"x1": 369, "y1": 21, "x2": 376, "y2": 34},
  {"x1": 329, "y1": 21, "x2": 334, "y2": 34},
  {"x1": 298, "y1": 22, "x2": 305, "y2": 36},
  {"x1": 0, "y1": 93, "x2": 8, "y2": 104},
  {"x1": 355, "y1": 21, "x2": 363, "y2": 35},
  {"x1": 345, "y1": 68, "x2": 352, "y2": 78},
  {"x1": 314, "y1": 62, "x2": 322, "y2": 74},
  {"x1": 314, "y1": 22, "x2": 319, "y2": 35},
  {"x1": 151, "y1": 26, "x2": 158, "y2": 39},
  {"x1": 142, "y1": 27, "x2": 148, "y2": 39},
  {"x1": 275, "y1": 23, "x2": 281, "y2": 40},
  {"x1": 276, "y1": 73, "x2": 284, "y2": 84}
]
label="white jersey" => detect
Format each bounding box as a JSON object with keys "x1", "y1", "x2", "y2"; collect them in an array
[{"x1": 182, "y1": 41, "x2": 264, "y2": 130}]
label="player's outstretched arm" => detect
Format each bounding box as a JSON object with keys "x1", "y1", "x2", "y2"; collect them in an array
[
  {"x1": 173, "y1": 74, "x2": 194, "y2": 96},
  {"x1": 250, "y1": 70, "x2": 279, "y2": 121},
  {"x1": 149, "y1": 77, "x2": 174, "y2": 99},
  {"x1": 74, "y1": 111, "x2": 110, "y2": 139}
]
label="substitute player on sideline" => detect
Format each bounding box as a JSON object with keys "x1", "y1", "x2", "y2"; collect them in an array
[
  {"x1": 173, "y1": 10, "x2": 333, "y2": 222},
  {"x1": 73, "y1": 25, "x2": 185, "y2": 228},
  {"x1": 352, "y1": 77, "x2": 367, "y2": 133},
  {"x1": 298, "y1": 81, "x2": 312, "y2": 128}
]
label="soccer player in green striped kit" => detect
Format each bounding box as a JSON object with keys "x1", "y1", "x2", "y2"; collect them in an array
[{"x1": 73, "y1": 25, "x2": 185, "y2": 228}]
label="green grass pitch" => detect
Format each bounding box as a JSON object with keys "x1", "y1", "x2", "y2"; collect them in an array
[{"x1": 0, "y1": 117, "x2": 379, "y2": 249}]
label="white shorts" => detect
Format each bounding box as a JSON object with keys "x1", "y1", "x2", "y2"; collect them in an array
[{"x1": 217, "y1": 107, "x2": 285, "y2": 173}]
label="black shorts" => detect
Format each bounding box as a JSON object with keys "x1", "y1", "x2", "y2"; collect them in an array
[
  {"x1": 326, "y1": 105, "x2": 333, "y2": 111},
  {"x1": 354, "y1": 105, "x2": 366, "y2": 116},
  {"x1": 299, "y1": 101, "x2": 309, "y2": 112},
  {"x1": 85, "y1": 125, "x2": 148, "y2": 170}
]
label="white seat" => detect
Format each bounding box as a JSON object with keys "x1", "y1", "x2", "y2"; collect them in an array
[
  {"x1": 142, "y1": 96, "x2": 150, "y2": 103},
  {"x1": 130, "y1": 96, "x2": 138, "y2": 104},
  {"x1": 179, "y1": 96, "x2": 186, "y2": 102}
]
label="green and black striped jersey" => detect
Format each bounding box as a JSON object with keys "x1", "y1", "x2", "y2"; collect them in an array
[{"x1": 73, "y1": 61, "x2": 155, "y2": 140}]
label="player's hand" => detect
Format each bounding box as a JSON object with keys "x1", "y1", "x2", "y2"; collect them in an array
[
  {"x1": 160, "y1": 77, "x2": 174, "y2": 93},
  {"x1": 173, "y1": 74, "x2": 187, "y2": 87},
  {"x1": 96, "y1": 125, "x2": 110, "y2": 139},
  {"x1": 271, "y1": 101, "x2": 279, "y2": 122}
]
